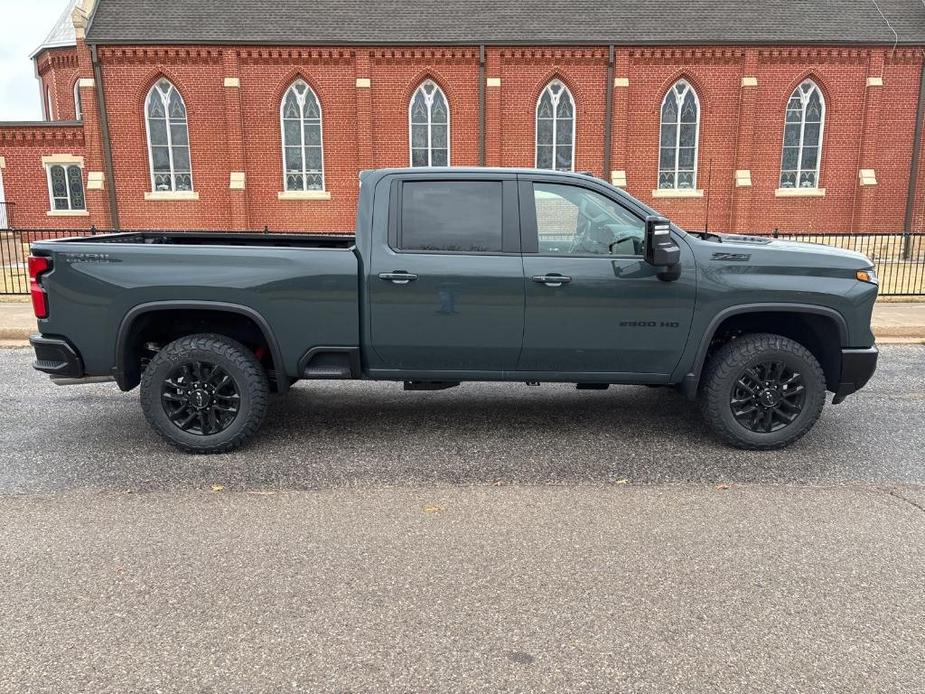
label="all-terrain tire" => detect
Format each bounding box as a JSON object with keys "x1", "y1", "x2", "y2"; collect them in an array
[
  {"x1": 140, "y1": 333, "x2": 269, "y2": 454},
  {"x1": 700, "y1": 333, "x2": 826, "y2": 450}
]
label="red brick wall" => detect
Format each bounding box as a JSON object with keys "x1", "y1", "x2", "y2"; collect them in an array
[
  {"x1": 0, "y1": 124, "x2": 104, "y2": 229},
  {"x1": 36, "y1": 47, "x2": 81, "y2": 122},
  {"x1": 2, "y1": 42, "x2": 924, "y2": 234}
]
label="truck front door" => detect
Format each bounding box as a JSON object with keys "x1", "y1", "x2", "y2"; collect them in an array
[
  {"x1": 366, "y1": 174, "x2": 524, "y2": 374},
  {"x1": 517, "y1": 176, "x2": 696, "y2": 377}
]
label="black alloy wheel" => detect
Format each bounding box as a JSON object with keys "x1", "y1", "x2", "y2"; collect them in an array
[
  {"x1": 161, "y1": 361, "x2": 241, "y2": 436},
  {"x1": 699, "y1": 333, "x2": 826, "y2": 450},
  {"x1": 729, "y1": 360, "x2": 807, "y2": 433},
  {"x1": 140, "y1": 334, "x2": 269, "y2": 453}
]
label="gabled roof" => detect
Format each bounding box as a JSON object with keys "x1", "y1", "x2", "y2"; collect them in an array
[
  {"x1": 31, "y1": 0, "x2": 78, "y2": 58},
  {"x1": 85, "y1": 0, "x2": 925, "y2": 46}
]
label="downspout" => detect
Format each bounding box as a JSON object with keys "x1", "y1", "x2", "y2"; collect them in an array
[
  {"x1": 602, "y1": 45, "x2": 615, "y2": 180},
  {"x1": 90, "y1": 43, "x2": 119, "y2": 230},
  {"x1": 902, "y1": 57, "x2": 925, "y2": 257},
  {"x1": 478, "y1": 44, "x2": 486, "y2": 167}
]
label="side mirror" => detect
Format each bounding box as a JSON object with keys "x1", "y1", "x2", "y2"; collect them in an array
[{"x1": 644, "y1": 215, "x2": 681, "y2": 268}]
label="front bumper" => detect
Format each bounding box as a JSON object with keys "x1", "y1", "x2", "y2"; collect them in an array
[
  {"x1": 832, "y1": 346, "x2": 878, "y2": 404},
  {"x1": 30, "y1": 334, "x2": 84, "y2": 378}
]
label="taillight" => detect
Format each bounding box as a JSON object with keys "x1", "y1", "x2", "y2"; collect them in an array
[{"x1": 28, "y1": 255, "x2": 52, "y2": 319}]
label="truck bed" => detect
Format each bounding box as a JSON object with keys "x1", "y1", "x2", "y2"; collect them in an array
[
  {"x1": 51, "y1": 231, "x2": 357, "y2": 249},
  {"x1": 30, "y1": 233, "x2": 361, "y2": 383}
]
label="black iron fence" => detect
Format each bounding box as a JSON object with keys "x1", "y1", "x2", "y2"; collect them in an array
[{"x1": 1, "y1": 226, "x2": 923, "y2": 297}]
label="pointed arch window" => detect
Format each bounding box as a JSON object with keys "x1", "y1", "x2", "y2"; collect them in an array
[
  {"x1": 45, "y1": 86, "x2": 55, "y2": 121},
  {"x1": 145, "y1": 79, "x2": 192, "y2": 192},
  {"x1": 73, "y1": 81, "x2": 82, "y2": 121},
  {"x1": 658, "y1": 80, "x2": 700, "y2": 189},
  {"x1": 409, "y1": 80, "x2": 449, "y2": 167},
  {"x1": 536, "y1": 80, "x2": 575, "y2": 172},
  {"x1": 281, "y1": 80, "x2": 325, "y2": 191},
  {"x1": 780, "y1": 80, "x2": 825, "y2": 189}
]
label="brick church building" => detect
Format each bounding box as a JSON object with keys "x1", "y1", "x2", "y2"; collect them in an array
[{"x1": 1, "y1": 0, "x2": 924, "y2": 235}]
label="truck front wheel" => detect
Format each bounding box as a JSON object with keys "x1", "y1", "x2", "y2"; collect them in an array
[
  {"x1": 140, "y1": 334, "x2": 269, "y2": 454},
  {"x1": 700, "y1": 333, "x2": 826, "y2": 450}
]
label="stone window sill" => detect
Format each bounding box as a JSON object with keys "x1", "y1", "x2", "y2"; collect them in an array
[
  {"x1": 47, "y1": 209, "x2": 89, "y2": 217},
  {"x1": 278, "y1": 190, "x2": 331, "y2": 201},
  {"x1": 145, "y1": 191, "x2": 200, "y2": 201},
  {"x1": 651, "y1": 188, "x2": 704, "y2": 199},
  {"x1": 774, "y1": 188, "x2": 826, "y2": 198}
]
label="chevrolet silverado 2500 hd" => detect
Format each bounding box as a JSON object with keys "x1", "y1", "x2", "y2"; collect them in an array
[{"x1": 28, "y1": 168, "x2": 878, "y2": 452}]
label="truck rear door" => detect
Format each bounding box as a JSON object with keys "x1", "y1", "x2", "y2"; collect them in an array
[
  {"x1": 366, "y1": 173, "x2": 524, "y2": 373},
  {"x1": 517, "y1": 174, "x2": 696, "y2": 377}
]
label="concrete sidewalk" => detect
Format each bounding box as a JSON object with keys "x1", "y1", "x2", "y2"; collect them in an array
[{"x1": 1, "y1": 300, "x2": 923, "y2": 343}]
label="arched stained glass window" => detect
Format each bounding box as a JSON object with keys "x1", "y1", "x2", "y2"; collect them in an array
[
  {"x1": 780, "y1": 80, "x2": 825, "y2": 189},
  {"x1": 536, "y1": 80, "x2": 575, "y2": 172},
  {"x1": 281, "y1": 80, "x2": 325, "y2": 191},
  {"x1": 409, "y1": 80, "x2": 449, "y2": 167},
  {"x1": 658, "y1": 80, "x2": 700, "y2": 189},
  {"x1": 145, "y1": 79, "x2": 192, "y2": 192}
]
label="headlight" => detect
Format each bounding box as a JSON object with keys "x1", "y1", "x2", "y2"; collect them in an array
[{"x1": 856, "y1": 268, "x2": 879, "y2": 285}]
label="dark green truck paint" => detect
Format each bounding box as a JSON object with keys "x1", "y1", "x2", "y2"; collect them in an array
[{"x1": 29, "y1": 168, "x2": 879, "y2": 423}]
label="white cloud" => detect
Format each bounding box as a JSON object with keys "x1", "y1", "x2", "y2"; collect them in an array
[{"x1": 0, "y1": 0, "x2": 70, "y2": 121}]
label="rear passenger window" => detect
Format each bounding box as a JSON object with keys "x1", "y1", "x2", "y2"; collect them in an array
[{"x1": 400, "y1": 181, "x2": 503, "y2": 252}]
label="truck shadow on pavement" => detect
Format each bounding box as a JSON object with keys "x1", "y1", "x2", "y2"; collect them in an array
[{"x1": 3, "y1": 344, "x2": 922, "y2": 492}]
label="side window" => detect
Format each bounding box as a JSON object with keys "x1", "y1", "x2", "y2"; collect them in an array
[
  {"x1": 533, "y1": 183, "x2": 644, "y2": 256},
  {"x1": 400, "y1": 181, "x2": 503, "y2": 253},
  {"x1": 45, "y1": 164, "x2": 86, "y2": 211}
]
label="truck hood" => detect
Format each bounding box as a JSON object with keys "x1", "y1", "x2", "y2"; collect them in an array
[{"x1": 710, "y1": 233, "x2": 873, "y2": 268}]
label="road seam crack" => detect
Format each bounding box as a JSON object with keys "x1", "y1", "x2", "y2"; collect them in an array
[{"x1": 880, "y1": 487, "x2": 925, "y2": 517}]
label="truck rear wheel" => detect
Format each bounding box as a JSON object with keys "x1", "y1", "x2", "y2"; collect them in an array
[
  {"x1": 700, "y1": 333, "x2": 826, "y2": 450},
  {"x1": 140, "y1": 334, "x2": 269, "y2": 454}
]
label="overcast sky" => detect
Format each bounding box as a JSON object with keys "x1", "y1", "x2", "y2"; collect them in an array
[{"x1": 0, "y1": 0, "x2": 68, "y2": 121}]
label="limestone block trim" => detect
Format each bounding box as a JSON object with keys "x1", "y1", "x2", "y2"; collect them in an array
[
  {"x1": 86, "y1": 171, "x2": 105, "y2": 190},
  {"x1": 47, "y1": 209, "x2": 90, "y2": 217},
  {"x1": 610, "y1": 170, "x2": 627, "y2": 187},
  {"x1": 145, "y1": 191, "x2": 200, "y2": 201},
  {"x1": 224, "y1": 77, "x2": 240, "y2": 88},
  {"x1": 78, "y1": 78, "x2": 96, "y2": 89},
  {"x1": 486, "y1": 77, "x2": 501, "y2": 87},
  {"x1": 278, "y1": 190, "x2": 332, "y2": 201},
  {"x1": 734, "y1": 169, "x2": 752, "y2": 187},
  {"x1": 858, "y1": 168, "x2": 878, "y2": 186},
  {"x1": 355, "y1": 78, "x2": 371, "y2": 88},
  {"x1": 42, "y1": 154, "x2": 85, "y2": 166},
  {"x1": 651, "y1": 188, "x2": 704, "y2": 198},
  {"x1": 866, "y1": 76, "x2": 883, "y2": 87},
  {"x1": 741, "y1": 76, "x2": 758, "y2": 87},
  {"x1": 774, "y1": 187, "x2": 826, "y2": 197},
  {"x1": 0, "y1": 156, "x2": 5, "y2": 169},
  {"x1": 614, "y1": 77, "x2": 630, "y2": 88},
  {"x1": 229, "y1": 172, "x2": 246, "y2": 190}
]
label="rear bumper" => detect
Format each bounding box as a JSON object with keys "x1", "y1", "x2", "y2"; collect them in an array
[
  {"x1": 832, "y1": 346, "x2": 878, "y2": 404},
  {"x1": 30, "y1": 334, "x2": 84, "y2": 378}
]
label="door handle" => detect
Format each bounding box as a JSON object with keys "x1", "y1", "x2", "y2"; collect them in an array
[
  {"x1": 532, "y1": 274, "x2": 572, "y2": 287},
  {"x1": 378, "y1": 271, "x2": 419, "y2": 285}
]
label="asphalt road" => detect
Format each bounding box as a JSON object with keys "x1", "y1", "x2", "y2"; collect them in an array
[
  {"x1": 0, "y1": 344, "x2": 923, "y2": 492},
  {"x1": 1, "y1": 344, "x2": 924, "y2": 692}
]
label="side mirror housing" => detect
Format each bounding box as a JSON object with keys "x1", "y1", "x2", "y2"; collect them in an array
[{"x1": 644, "y1": 216, "x2": 681, "y2": 268}]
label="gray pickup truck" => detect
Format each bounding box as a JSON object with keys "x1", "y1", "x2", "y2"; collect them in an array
[{"x1": 28, "y1": 168, "x2": 878, "y2": 453}]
